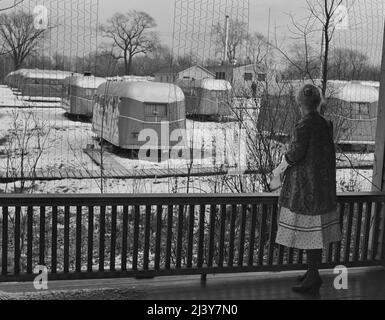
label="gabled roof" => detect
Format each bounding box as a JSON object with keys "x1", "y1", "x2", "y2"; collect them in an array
[
  {"x1": 178, "y1": 65, "x2": 215, "y2": 77},
  {"x1": 154, "y1": 65, "x2": 215, "y2": 77}
]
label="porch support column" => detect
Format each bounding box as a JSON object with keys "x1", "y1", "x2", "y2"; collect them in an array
[{"x1": 372, "y1": 22, "x2": 385, "y2": 261}]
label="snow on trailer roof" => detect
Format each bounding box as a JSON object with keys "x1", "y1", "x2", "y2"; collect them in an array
[
  {"x1": 21, "y1": 69, "x2": 75, "y2": 80},
  {"x1": 64, "y1": 75, "x2": 106, "y2": 88},
  {"x1": 176, "y1": 78, "x2": 232, "y2": 91},
  {"x1": 334, "y1": 82, "x2": 379, "y2": 103},
  {"x1": 96, "y1": 81, "x2": 185, "y2": 103},
  {"x1": 106, "y1": 75, "x2": 153, "y2": 82}
]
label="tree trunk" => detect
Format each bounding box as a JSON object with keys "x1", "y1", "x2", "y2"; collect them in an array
[
  {"x1": 320, "y1": 24, "x2": 330, "y2": 116},
  {"x1": 13, "y1": 57, "x2": 22, "y2": 70},
  {"x1": 123, "y1": 52, "x2": 133, "y2": 75},
  {"x1": 127, "y1": 55, "x2": 133, "y2": 75},
  {"x1": 124, "y1": 53, "x2": 129, "y2": 75}
]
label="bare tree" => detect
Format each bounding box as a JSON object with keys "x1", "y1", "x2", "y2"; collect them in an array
[
  {"x1": 2, "y1": 109, "x2": 51, "y2": 194},
  {"x1": 212, "y1": 19, "x2": 248, "y2": 63},
  {"x1": 100, "y1": 10, "x2": 159, "y2": 75},
  {"x1": 328, "y1": 47, "x2": 370, "y2": 80},
  {"x1": 273, "y1": 0, "x2": 355, "y2": 114},
  {"x1": 245, "y1": 32, "x2": 271, "y2": 66},
  {"x1": 0, "y1": 11, "x2": 47, "y2": 70},
  {"x1": 306, "y1": 0, "x2": 346, "y2": 112}
]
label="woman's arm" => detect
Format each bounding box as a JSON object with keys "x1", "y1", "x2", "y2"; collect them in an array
[{"x1": 284, "y1": 122, "x2": 310, "y2": 166}]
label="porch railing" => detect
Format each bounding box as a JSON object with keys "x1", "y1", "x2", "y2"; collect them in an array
[{"x1": 0, "y1": 192, "x2": 384, "y2": 282}]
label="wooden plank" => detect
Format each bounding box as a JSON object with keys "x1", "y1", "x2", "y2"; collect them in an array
[
  {"x1": 267, "y1": 204, "x2": 278, "y2": 265},
  {"x1": 335, "y1": 203, "x2": 345, "y2": 263},
  {"x1": 76, "y1": 206, "x2": 82, "y2": 273},
  {"x1": 3, "y1": 192, "x2": 382, "y2": 208},
  {"x1": 51, "y1": 206, "x2": 58, "y2": 274},
  {"x1": 371, "y1": 202, "x2": 382, "y2": 260},
  {"x1": 197, "y1": 205, "x2": 206, "y2": 268},
  {"x1": 27, "y1": 206, "x2": 33, "y2": 274},
  {"x1": 218, "y1": 204, "x2": 227, "y2": 268},
  {"x1": 155, "y1": 205, "x2": 163, "y2": 270},
  {"x1": 64, "y1": 206, "x2": 70, "y2": 273},
  {"x1": 238, "y1": 204, "x2": 247, "y2": 267},
  {"x1": 344, "y1": 203, "x2": 354, "y2": 263},
  {"x1": 248, "y1": 204, "x2": 258, "y2": 267},
  {"x1": 132, "y1": 205, "x2": 140, "y2": 271},
  {"x1": 208, "y1": 204, "x2": 217, "y2": 267},
  {"x1": 143, "y1": 205, "x2": 151, "y2": 270},
  {"x1": 110, "y1": 205, "x2": 117, "y2": 272},
  {"x1": 187, "y1": 204, "x2": 195, "y2": 268},
  {"x1": 362, "y1": 202, "x2": 373, "y2": 261},
  {"x1": 14, "y1": 207, "x2": 21, "y2": 276},
  {"x1": 121, "y1": 206, "x2": 129, "y2": 271},
  {"x1": 288, "y1": 248, "x2": 294, "y2": 264},
  {"x1": 298, "y1": 250, "x2": 304, "y2": 264},
  {"x1": 176, "y1": 205, "x2": 184, "y2": 268},
  {"x1": 353, "y1": 202, "x2": 364, "y2": 261},
  {"x1": 326, "y1": 243, "x2": 333, "y2": 263},
  {"x1": 87, "y1": 206, "x2": 94, "y2": 273},
  {"x1": 2, "y1": 207, "x2": 8, "y2": 276},
  {"x1": 99, "y1": 206, "x2": 106, "y2": 272},
  {"x1": 67, "y1": 170, "x2": 77, "y2": 179},
  {"x1": 39, "y1": 206, "x2": 45, "y2": 266},
  {"x1": 165, "y1": 205, "x2": 173, "y2": 270},
  {"x1": 228, "y1": 204, "x2": 237, "y2": 267},
  {"x1": 258, "y1": 204, "x2": 268, "y2": 266}
]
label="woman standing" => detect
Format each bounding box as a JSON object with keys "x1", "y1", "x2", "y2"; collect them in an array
[{"x1": 274, "y1": 84, "x2": 342, "y2": 294}]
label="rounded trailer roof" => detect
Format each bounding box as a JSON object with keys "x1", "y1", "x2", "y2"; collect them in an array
[
  {"x1": 21, "y1": 69, "x2": 74, "y2": 80},
  {"x1": 335, "y1": 82, "x2": 379, "y2": 103},
  {"x1": 176, "y1": 78, "x2": 232, "y2": 91},
  {"x1": 97, "y1": 81, "x2": 185, "y2": 103},
  {"x1": 64, "y1": 75, "x2": 106, "y2": 88}
]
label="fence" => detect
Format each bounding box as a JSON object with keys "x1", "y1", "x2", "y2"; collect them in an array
[{"x1": 0, "y1": 192, "x2": 384, "y2": 282}]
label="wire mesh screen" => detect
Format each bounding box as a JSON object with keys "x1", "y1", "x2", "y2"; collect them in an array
[
  {"x1": 0, "y1": 0, "x2": 100, "y2": 194},
  {"x1": 0, "y1": 0, "x2": 383, "y2": 194}
]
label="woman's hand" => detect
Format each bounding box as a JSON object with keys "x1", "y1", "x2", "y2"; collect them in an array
[
  {"x1": 269, "y1": 158, "x2": 289, "y2": 192},
  {"x1": 273, "y1": 157, "x2": 289, "y2": 177}
]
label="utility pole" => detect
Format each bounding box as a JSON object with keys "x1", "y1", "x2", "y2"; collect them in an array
[{"x1": 224, "y1": 15, "x2": 230, "y2": 63}]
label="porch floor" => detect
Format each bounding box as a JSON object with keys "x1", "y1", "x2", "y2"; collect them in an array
[{"x1": 0, "y1": 266, "x2": 384, "y2": 300}]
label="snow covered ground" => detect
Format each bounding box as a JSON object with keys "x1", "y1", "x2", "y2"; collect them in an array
[{"x1": 0, "y1": 85, "x2": 376, "y2": 194}]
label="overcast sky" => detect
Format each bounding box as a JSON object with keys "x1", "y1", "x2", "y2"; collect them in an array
[
  {"x1": 98, "y1": 0, "x2": 308, "y2": 46},
  {"x1": 96, "y1": 0, "x2": 384, "y2": 64}
]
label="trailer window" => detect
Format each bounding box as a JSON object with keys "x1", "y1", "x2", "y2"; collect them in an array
[
  {"x1": 244, "y1": 73, "x2": 253, "y2": 81},
  {"x1": 84, "y1": 88, "x2": 94, "y2": 99},
  {"x1": 145, "y1": 104, "x2": 168, "y2": 117}
]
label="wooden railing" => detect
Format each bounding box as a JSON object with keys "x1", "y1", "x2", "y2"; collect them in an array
[{"x1": 0, "y1": 192, "x2": 384, "y2": 282}]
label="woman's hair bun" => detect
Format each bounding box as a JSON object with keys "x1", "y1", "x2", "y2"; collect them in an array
[{"x1": 303, "y1": 87, "x2": 313, "y2": 97}]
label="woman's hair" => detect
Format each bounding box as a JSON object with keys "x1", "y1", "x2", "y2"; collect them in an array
[{"x1": 296, "y1": 84, "x2": 322, "y2": 111}]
